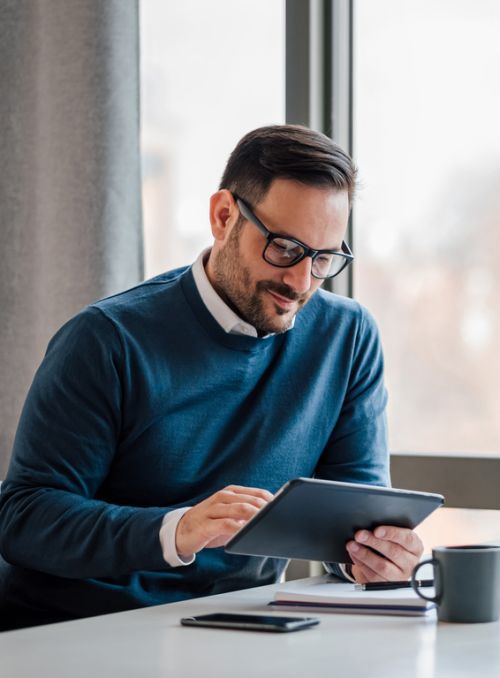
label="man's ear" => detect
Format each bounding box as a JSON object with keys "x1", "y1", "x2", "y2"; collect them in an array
[{"x1": 209, "y1": 190, "x2": 237, "y2": 242}]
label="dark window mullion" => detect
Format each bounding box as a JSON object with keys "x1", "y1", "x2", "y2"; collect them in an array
[{"x1": 285, "y1": 1, "x2": 354, "y2": 296}]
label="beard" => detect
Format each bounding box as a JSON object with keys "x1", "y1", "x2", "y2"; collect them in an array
[{"x1": 211, "y1": 222, "x2": 310, "y2": 336}]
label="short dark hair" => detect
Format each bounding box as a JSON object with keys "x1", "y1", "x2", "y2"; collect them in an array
[{"x1": 219, "y1": 124, "x2": 357, "y2": 206}]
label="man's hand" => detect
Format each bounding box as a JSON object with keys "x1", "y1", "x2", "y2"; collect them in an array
[
  {"x1": 176, "y1": 485, "x2": 273, "y2": 560},
  {"x1": 346, "y1": 526, "x2": 424, "y2": 583}
]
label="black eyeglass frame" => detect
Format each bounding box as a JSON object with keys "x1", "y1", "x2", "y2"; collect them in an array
[{"x1": 234, "y1": 196, "x2": 354, "y2": 280}]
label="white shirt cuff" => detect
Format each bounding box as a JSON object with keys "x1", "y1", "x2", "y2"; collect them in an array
[
  {"x1": 338, "y1": 562, "x2": 356, "y2": 582},
  {"x1": 159, "y1": 507, "x2": 196, "y2": 567}
]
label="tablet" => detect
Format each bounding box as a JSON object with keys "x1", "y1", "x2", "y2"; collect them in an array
[{"x1": 225, "y1": 478, "x2": 444, "y2": 563}]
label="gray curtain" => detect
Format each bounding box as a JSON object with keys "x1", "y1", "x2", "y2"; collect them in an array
[{"x1": 0, "y1": 0, "x2": 143, "y2": 476}]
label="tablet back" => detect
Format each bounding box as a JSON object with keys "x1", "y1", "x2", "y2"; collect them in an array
[{"x1": 225, "y1": 478, "x2": 444, "y2": 563}]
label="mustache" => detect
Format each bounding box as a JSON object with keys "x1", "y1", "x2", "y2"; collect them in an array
[{"x1": 257, "y1": 280, "x2": 306, "y2": 303}]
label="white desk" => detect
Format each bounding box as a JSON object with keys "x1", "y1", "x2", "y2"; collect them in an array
[{"x1": 1, "y1": 576, "x2": 500, "y2": 678}]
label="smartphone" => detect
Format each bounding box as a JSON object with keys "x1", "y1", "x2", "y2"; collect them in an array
[{"x1": 180, "y1": 612, "x2": 319, "y2": 633}]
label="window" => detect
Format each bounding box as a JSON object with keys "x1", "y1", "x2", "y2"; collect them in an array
[
  {"x1": 140, "y1": 0, "x2": 285, "y2": 278},
  {"x1": 354, "y1": 0, "x2": 500, "y2": 454}
]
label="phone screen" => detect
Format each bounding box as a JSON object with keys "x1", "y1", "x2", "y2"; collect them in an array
[{"x1": 180, "y1": 613, "x2": 319, "y2": 632}]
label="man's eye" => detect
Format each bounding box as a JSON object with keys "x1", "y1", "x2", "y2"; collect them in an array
[
  {"x1": 316, "y1": 254, "x2": 333, "y2": 265},
  {"x1": 271, "y1": 239, "x2": 300, "y2": 256}
]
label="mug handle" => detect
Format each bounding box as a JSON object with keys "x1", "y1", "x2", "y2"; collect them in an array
[{"x1": 411, "y1": 558, "x2": 438, "y2": 602}]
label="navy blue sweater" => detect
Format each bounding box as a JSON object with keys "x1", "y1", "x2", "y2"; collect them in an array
[{"x1": 0, "y1": 266, "x2": 388, "y2": 623}]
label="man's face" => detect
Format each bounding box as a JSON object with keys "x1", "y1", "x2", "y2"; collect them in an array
[{"x1": 208, "y1": 179, "x2": 350, "y2": 336}]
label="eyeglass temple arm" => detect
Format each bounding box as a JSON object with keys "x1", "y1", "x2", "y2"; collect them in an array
[
  {"x1": 235, "y1": 197, "x2": 271, "y2": 239},
  {"x1": 341, "y1": 241, "x2": 354, "y2": 258}
]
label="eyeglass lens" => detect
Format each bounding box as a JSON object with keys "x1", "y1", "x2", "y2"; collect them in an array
[{"x1": 265, "y1": 238, "x2": 346, "y2": 278}]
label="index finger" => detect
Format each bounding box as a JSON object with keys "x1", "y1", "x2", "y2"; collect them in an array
[
  {"x1": 371, "y1": 526, "x2": 423, "y2": 557},
  {"x1": 222, "y1": 485, "x2": 274, "y2": 502}
]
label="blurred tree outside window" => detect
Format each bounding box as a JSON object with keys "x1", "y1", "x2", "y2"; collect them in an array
[{"x1": 354, "y1": 0, "x2": 500, "y2": 454}]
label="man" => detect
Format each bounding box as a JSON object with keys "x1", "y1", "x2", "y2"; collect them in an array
[{"x1": 0, "y1": 125, "x2": 423, "y2": 628}]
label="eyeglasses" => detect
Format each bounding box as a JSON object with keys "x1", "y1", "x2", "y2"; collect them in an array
[{"x1": 234, "y1": 196, "x2": 354, "y2": 280}]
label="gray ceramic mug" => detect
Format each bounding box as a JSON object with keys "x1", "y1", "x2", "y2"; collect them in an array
[{"x1": 411, "y1": 545, "x2": 500, "y2": 623}]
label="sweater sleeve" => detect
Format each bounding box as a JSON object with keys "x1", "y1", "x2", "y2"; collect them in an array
[
  {"x1": 0, "y1": 307, "x2": 168, "y2": 579},
  {"x1": 315, "y1": 306, "x2": 390, "y2": 487}
]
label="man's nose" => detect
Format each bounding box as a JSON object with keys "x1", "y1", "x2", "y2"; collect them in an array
[{"x1": 281, "y1": 256, "x2": 313, "y2": 295}]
